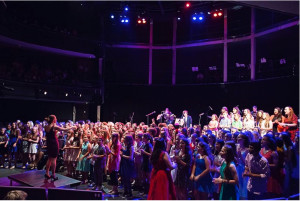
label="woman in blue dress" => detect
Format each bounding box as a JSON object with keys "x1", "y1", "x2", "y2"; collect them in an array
[
  {"x1": 120, "y1": 135, "x2": 135, "y2": 198},
  {"x1": 236, "y1": 133, "x2": 249, "y2": 199},
  {"x1": 190, "y1": 141, "x2": 214, "y2": 200},
  {"x1": 76, "y1": 135, "x2": 92, "y2": 184},
  {"x1": 213, "y1": 144, "x2": 239, "y2": 200}
]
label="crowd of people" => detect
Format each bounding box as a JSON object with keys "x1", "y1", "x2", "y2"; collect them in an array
[
  {"x1": 0, "y1": 58, "x2": 94, "y2": 85},
  {"x1": 0, "y1": 105, "x2": 299, "y2": 200}
]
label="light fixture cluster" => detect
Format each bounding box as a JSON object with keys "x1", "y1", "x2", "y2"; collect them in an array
[{"x1": 109, "y1": 3, "x2": 224, "y2": 24}]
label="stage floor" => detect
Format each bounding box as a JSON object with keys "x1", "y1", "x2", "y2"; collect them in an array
[{"x1": 8, "y1": 170, "x2": 81, "y2": 188}]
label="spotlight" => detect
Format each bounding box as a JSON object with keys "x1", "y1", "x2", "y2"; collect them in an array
[
  {"x1": 218, "y1": 12, "x2": 222, "y2": 16},
  {"x1": 125, "y1": 19, "x2": 129, "y2": 23},
  {"x1": 124, "y1": 6, "x2": 129, "y2": 11},
  {"x1": 44, "y1": 91, "x2": 47, "y2": 95},
  {"x1": 185, "y1": 2, "x2": 190, "y2": 8},
  {"x1": 199, "y1": 16, "x2": 203, "y2": 20},
  {"x1": 121, "y1": 19, "x2": 125, "y2": 23},
  {"x1": 142, "y1": 18, "x2": 146, "y2": 23},
  {"x1": 65, "y1": 93, "x2": 68, "y2": 97},
  {"x1": 110, "y1": 15, "x2": 114, "y2": 19},
  {"x1": 213, "y1": 13, "x2": 218, "y2": 17},
  {"x1": 177, "y1": 17, "x2": 181, "y2": 21},
  {"x1": 138, "y1": 19, "x2": 142, "y2": 24},
  {"x1": 79, "y1": 94, "x2": 82, "y2": 97},
  {"x1": 192, "y1": 16, "x2": 197, "y2": 21}
]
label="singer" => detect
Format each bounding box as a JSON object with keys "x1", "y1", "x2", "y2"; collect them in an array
[{"x1": 181, "y1": 110, "x2": 193, "y2": 128}]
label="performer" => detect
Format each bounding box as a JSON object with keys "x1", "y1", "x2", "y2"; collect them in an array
[
  {"x1": 44, "y1": 115, "x2": 76, "y2": 180},
  {"x1": 181, "y1": 110, "x2": 192, "y2": 128},
  {"x1": 156, "y1": 108, "x2": 175, "y2": 125},
  {"x1": 278, "y1": 106, "x2": 298, "y2": 141},
  {"x1": 148, "y1": 138, "x2": 176, "y2": 200}
]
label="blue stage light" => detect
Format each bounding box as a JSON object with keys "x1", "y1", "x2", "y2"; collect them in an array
[
  {"x1": 192, "y1": 16, "x2": 197, "y2": 20},
  {"x1": 111, "y1": 15, "x2": 114, "y2": 19},
  {"x1": 125, "y1": 7, "x2": 129, "y2": 11},
  {"x1": 125, "y1": 19, "x2": 129, "y2": 23},
  {"x1": 121, "y1": 19, "x2": 125, "y2": 23},
  {"x1": 199, "y1": 16, "x2": 203, "y2": 20}
]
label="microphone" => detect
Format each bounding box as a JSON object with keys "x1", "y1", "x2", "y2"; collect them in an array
[
  {"x1": 209, "y1": 106, "x2": 213, "y2": 111},
  {"x1": 199, "y1": 113, "x2": 204, "y2": 116}
]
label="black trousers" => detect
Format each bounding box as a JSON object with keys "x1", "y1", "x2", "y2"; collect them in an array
[
  {"x1": 109, "y1": 170, "x2": 118, "y2": 186},
  {"x1": 94, "y1": 161, "x2": 104, "y2": 187}
]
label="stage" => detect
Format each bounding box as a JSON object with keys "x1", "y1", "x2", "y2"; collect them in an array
[{"x1": 8, "y1": 170, "x2": 81, "y2": 188}]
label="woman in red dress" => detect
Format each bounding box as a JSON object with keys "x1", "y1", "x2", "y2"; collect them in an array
[
  {"x1": 260, "y1": 134, "x2": 282, "y2": 198},
  {"x1": 44, "y1": 115, "x2": 76, "y2": 180},
  {"x1": 278, "y1": 106, "x2": 298, "y2": 141},
  {"x1": 147, "y1": 138, "x2": 176, "y2": 200}
]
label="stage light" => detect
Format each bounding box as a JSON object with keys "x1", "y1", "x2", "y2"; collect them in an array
[
  {"x1": 199, "y1": 16, "x2": 203, "y2": 20},
  {"x1": 213, "y1": 13, "x2": 217, "y2": 17},
  {"x1": 44, "y1": 91, "x2": 47, "y2": 95},
  {"x1": 208, "y1": 12, "x2": 211, "y2": 14},
  {"x1": 193, "y1": 16, "x2": 197, "y2": 21},
  {"x1": 138, "y1": 19, "x2": 142, "y2": 24},
  {"x1": 185, "y1": 2, "x2": 190, "y2": 8},
  {"x1": 121, "y1": 19, "x2": 125, "y2": 23},
  {"x1": 125, "y1": 19, "x2": 129, "y2": 23},
  {"x1": 79, "y1": 94, "x2": 82, "y2": 97},
  {"x1": 124, "y1": 6, "x2": 129, "y2": 11},
  {"x1": 110, "y1": 15, "x2": 114, "y2": 19},
  {"x1": 142, "y1": 18, "x2": 146, "y2": 23},
  {"x1": 65, "y1": 93, "x2": 68, "y2": 97},
  {"x1": 177, "y1": 17, "x2": 181, "y2": 21},
  {"x1": 218, "y1": 12, "x2": 222, "y2": 16}
]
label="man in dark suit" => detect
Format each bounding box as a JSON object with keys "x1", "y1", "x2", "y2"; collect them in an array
[{"x1": 182, "y1": 110, "x2": 192, "y2": 128}]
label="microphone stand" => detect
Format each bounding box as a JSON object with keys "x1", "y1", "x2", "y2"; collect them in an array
[
  {"x1": 198, "y1": 115, "x2": 202, "y2": 128},
  {"x1": 130, "y1": 112, "x2": 134, "y2": 125},
  {"x1": 145, "y1": 111, "x2": 156, "y2": 126}
]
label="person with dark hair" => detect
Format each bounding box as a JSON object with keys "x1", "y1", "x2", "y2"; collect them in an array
[
  {"x1": 0, "y1": 127, "x2": 8, "y2": 168},
  {"x1": 140, "y1": 133, "x2": 153, "y2": 196},
  {"x1": 106, "y1": 132, "x2": 121, "y2": 195},
  {"x1": 76, "y1": 135, "x2": 91, "y2": 184},
  {"x1": 243, "y1": 141, "x2": 270, "y2": 200},
  {"x1": 92, "y1": 137, "x2": 106, "y2": 191},
  {"x1": 133, "y1": 132, "x2": 143, "y2": 192},
  {"x1": 148, "y1": 138, "x2": 176, "y2": 200},
  {"x1": 260, "y1": 134, "x2": 281, "y2": 198},
  {"x1": 208, "y1": 133, "x2": 216, "y2": 156},
  {"x1": 213, "y1": 144, "x2": 239, "y2": 200},
  {"x1": 211, "y1": 139, "x2": 225, "y2": 200},
  {"x1": 182, "y1": 110, "x2": 193, "y2": 128},
  {"x1": 7, "y1": 122, "x2": 20, "y2": 169},
  {"x1": 120, "y1": 135, "x2": 135, "y2": 198},
  {"x1": 174, "y1": 138, "x2": 192, "y2": 200},
  {"x1": 44, "y1": 115, "x2": 76, "y2": 180},
  {"x1": 236, "y1": 133, "x2": 250, "y2": 199},
  {"x1": 224, "y1": 132, "x2": 232, "y2": 142},
  {"x1": 279, "y1": 132, "x2": 294, "y2": 196},
  {"x1": 190, "y1": 141, "x2": 214, "y2": 200},
  {"x1": 270, "y1": 107, "x2": 283, "y2": 133}
]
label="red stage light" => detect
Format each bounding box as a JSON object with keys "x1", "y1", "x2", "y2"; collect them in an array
[
  {"x1": 138, "y1": 19, "x2": 142, "y2": 24},
  {"x1": 213, "y1": 13, "x2": 217, "y2": 17},
  {"x1": 185, "y1": 2, "x2": 190, "y2": 8},
  {"x1": 142, "y1": 20, "x2": 146, "y2": 24},
  {"x1": 218, "y1": 12, "x2": 222, "y2": 16}
]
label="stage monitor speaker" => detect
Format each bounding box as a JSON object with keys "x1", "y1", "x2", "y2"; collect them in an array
[
  {"x1": 0, "y1": 186, "x2": 46, "y2": 200},
  {"x1": 47, "y1": 188, "x2": 103, "y2": 200}
]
